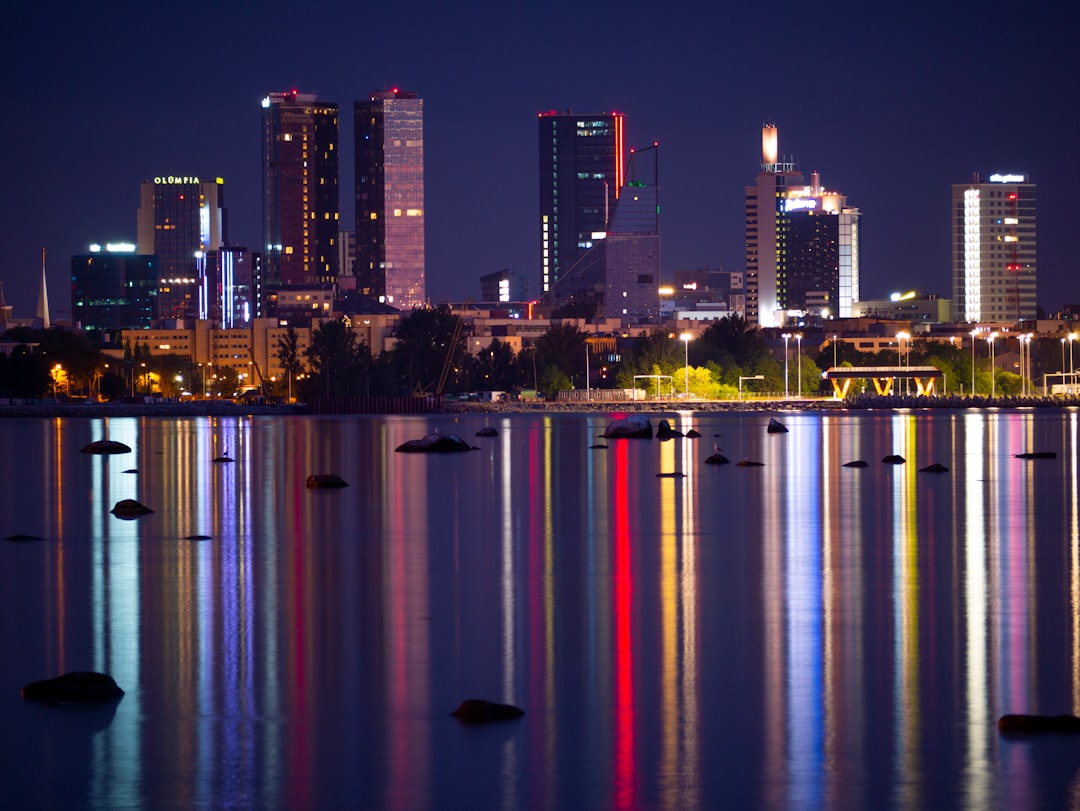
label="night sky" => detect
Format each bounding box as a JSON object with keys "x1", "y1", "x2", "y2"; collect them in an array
[{"x1": 3, "y1": 0, "x2": 1077, "y2": 320}]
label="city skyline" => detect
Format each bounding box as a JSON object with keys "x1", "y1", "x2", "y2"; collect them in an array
[{"x1": 3, "y1": 1, "x2": 1077, "y2": 320}]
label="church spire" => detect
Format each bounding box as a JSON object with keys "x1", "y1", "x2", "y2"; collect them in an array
[{"x1": 37, "y1": 248, "x2": 50, "y2": 329}]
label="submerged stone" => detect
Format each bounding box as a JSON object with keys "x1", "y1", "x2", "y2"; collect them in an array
[
  {"x1": 450, "y1": 699, "x2": 525, "y2": 723},
  {"x1": 22, "y1": 671, "x2": 124, "y2": 704}
]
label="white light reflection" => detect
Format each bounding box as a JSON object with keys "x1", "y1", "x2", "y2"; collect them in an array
[
  {"x1": 498, "y1": 418, "x2": 520, "y2": 807},
  {"x1": 961, "y1": 411, "x2": 991, "y2": 808},
  {"x1": 890, "y1": 411, "x2": 922, "y2": 808}
]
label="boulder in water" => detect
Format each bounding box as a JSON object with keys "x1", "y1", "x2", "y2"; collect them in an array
[
  {"x1": 656, "y1": 420, "x2": 683, "y2": 440},
  {"x1": 882, "y1": 454, "x2": 905, "y2": 465},
  {"x1": 306, "y1": 473, "x2": 349, "y2": 489},
  {"x1": 767, "y1": 418, "x2": 788, "y2": 434},
  {"x1": 22, "y1": 671, "x2": 124, "y2": 704},
  {"x1": 603, "y1": 415, "x2": 653, "y2": 439},
  {"x1": 475, "y1": 426, "x2": 497, "y2": 437},
  {"x1": 450, "y1": 699, "x2": 525, "y2": 723},
  {"x1": 999, "y1": 714, "x2": 1080, "y2": 734},
  {"x1": 395, "y1": 431, "x2": 474, "y2": 453},
  {"x1": 110, "y1": 499, "x2": 153, "y2": 519},
  {"x1": 80, "y1": 439, "x2": 131, "y2": 455}
]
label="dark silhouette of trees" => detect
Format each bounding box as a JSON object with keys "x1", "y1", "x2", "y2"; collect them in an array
[
  {"x1": 386, "y1": 305, "x2": 466, "y2": 395},
  {"x1": 304, "y1": 318, "x2": 372, "y2": 399}
]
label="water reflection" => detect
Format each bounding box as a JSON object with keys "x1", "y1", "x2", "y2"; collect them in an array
[{"x1": 4, "y1": 411, "x2": 1080, "y2": 809}]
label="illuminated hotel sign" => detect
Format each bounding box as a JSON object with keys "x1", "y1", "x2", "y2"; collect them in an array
[
  {"x1": 154, "y1": 176, "x2": 200, "y2": 185},
  {"x1": 783, "y1": 198, "x2": 817, "y2": 212},
  {"x1": 989, "y1": 173, "x2": 1025, "y2": 183}
]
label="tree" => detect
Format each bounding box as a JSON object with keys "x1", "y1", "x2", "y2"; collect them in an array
[
  {"x1": 304, "y1": 318, "x2": 371, "y2": 399},
  {"x1": 276, "y1": 327, "x2": 303, "y2": 400},
  {"x1": 388, "y1": 305, "x2": 464, "y2": 395},
  {"x1": 533, "y1": 323, "x2": 588, "y2": 388}
]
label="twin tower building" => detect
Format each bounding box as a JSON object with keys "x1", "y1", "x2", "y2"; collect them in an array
[{"x1": 109, "y1": 88, "x2": 425, "y2": 333}]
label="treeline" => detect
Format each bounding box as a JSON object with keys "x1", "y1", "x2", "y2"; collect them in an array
[{"x1": 0, "y1": 308, "x2": 1045, "y2": 401}]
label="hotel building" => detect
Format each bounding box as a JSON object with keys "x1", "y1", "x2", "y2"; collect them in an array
[
  {"x1": 745, "y1": 125, "x2": 860, "y2": 326},
  {"x1": 951, "y1": 174, "x2": 1037, "y2": 323},
  {"x1": 354, "y1": 88, "x2": 425, "y2": 310}
]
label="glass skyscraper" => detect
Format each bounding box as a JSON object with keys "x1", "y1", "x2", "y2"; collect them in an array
[
  {"x1": 538, "y1": 111, "x2": 625, "y2": 294},
  {"x1": 354, "y1": 88, "x2": 425, "y2": 310},
  {"x1": 262, "y1": 91, "x2": 340, "y2": 290},
  {"x1": 136, "y1": 175, "x2": 225, "y2": 322}
]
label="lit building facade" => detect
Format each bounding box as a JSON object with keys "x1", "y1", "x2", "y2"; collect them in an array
[
  {"x1": 745, "y1": 125, "x2": 860, "y2": 326},
  {"x1": 540, "y1": 145, "x2": 659, "y2": 324},
  {"x1": 951, "y1": 174, "x2": 1037, "y2": 323},
  {"x1": 136, "y1": 176, "x2": 225, "y2": 322},
  {"x1": 197, "y1": 246, "x2": 260, "y2": 328},
  {"x1": 261, "y1": 91, "x2": 340, "y2": 289},
  {"x1": 354, "y1": 88, "x2": 425, "y2": 310},
  {"x1": 71, "y1": 243, "x2": 157, "y2": 337},
  {"x1": 538, "y1": 110, "x2": 625, "y2": 294}
]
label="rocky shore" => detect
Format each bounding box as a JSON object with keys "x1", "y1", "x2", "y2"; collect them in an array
[{"x1": 2, "y1": 392, "x2": 1078, "y2": 419}]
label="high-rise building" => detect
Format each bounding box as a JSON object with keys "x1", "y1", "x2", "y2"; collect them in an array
[
  {"x1": 744, "y1": 125, "x2": 860, "y2": 326},
  {"x1": 72, "y1": 243, "x2": 157, "y2": 337},
  {"x1": 137, "y1": 175, "x2": 226, "y2": 322},
  {"x1": 538, "y1": 110, "x2": 625, "y2": 294},
  {"x1": 951, "y1": 173, "x2": 1037, "y2": 323},
  {"x1": 539, "y1": 145, "x2": 659, "y2": 324},
  {"x1": 261, "y1": 90, "x2": 340, "y2": 290},
  {"x1": 354, "y1": 88, "x2": 425, "y2": 310}
]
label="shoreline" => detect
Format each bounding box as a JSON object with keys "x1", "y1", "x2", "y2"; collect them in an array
[{"x1": 0, "y1": 391, "x2": 1077, "y2": 419}]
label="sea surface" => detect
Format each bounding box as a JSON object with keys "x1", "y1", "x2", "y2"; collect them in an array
[{"x1": 2, "y1": 408, "x2": 1080, "y2": 810}]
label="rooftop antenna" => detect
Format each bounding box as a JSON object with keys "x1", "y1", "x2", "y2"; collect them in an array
[{"x1": 37, "y1": 248, "x2": 51, "y2": 329}]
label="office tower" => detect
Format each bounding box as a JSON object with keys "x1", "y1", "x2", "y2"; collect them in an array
[
  {"x1": 197, "y1": 246, "x2": 259, "y2": 328},
  {"x1": 951, "y1": 173, "x2": 1037, "y2": 323},
  {"x1": 137, "y1": 175, "x2": 226, "y2": 321},
  {"x1": 744, "y1": 125, "x2": 859, "y2": 326},
  {"x1": 262, "y1": 90, "x2": 340, "y2": 290},
  {"x1": 540, "y1": 144, "x2": 659, "y2": 324},
  {"x1": 72, "y1": 243, "x2": 157, "y2": 336},
  {"x1": 538, "y1": 110, "x2": 626, "y2": 294},
  {"x1": 354, "y1": 88, "x2": 425, "y2": 310}
]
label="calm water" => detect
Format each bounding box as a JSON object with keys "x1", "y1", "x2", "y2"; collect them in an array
[{"x1": 2, "y1": 409, "x2": 1080, "y2": 810}]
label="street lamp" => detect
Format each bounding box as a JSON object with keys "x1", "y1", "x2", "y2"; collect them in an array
[
  {"x1": 970, "y1": 329, "x2": 979, "y2": 396},
  {"x1": 795, "y1": 333, "x2": 803, "y2": 398},
  {"x1": 1070, "y1": 333, "x2": 1078, "y2": 390},
  {"x1": 896, "y1": 331, "x2": 909, "y2": 395},
  {"x1": 781, "y1": 333, "x2": 791, "y2": 398},
  {"x1": 680, "y1": 333, "x2": 692, "y2": 399},
  {"x1": 987, "y1": 332, "x2": 997, "y2": 399}
]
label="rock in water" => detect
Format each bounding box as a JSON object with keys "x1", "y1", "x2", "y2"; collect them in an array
[
  {"x1": 110, "y1": 499, "x2": 153, "y2": 518},
  {"x1": 80, "y1": 439, "x2": 131, "y2": 455},
  {"x1": 395, "y1": 432, "x2": 474, "y2": 453},
  {"x1": 475, "y1": 427, "x2": 497, "y2": 437},
  {"x1": 22, "y1": 671, "x2": 124, "y2": 703},
  {"x1": 655, "y1": 420, "x2": 683, "y2": 440},
  {"x1": 843, "y1": 460, "x2": 869, "y2": 468},
  {"x1": 603, "y1": 415, "x2": 653, "y2": 439},
  {"x1": 882, "y1": 454, "x2": 905, "y2": 465},
  {"x1": 450, "y1": 699, "x2": 525, "y2": 723},
  {"x1": 705, "y1": 453, "x2": 731, "y2": 465},
  {"x1": 998, "y1": 714, "x2": 1080, "y2": 733},
  {"x1": 767, "y1": 418, "x2": 788, "y2": 434},
  {"x1": 919, "y1": 462, "x2": 949, "y2": 473},
  {"x1": 306, "y1": 473, "x2": 349, "y2": 489}
]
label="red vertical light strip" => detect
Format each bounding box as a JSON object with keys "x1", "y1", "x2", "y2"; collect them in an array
[
  {"x1": 614, "y1": 114, "x2": 625, "y2": 199},
  {"x1": 613, "y1": 440, "x2": 636, "y2": 808}
]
